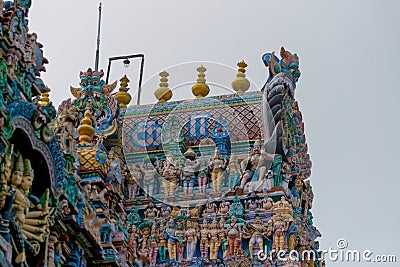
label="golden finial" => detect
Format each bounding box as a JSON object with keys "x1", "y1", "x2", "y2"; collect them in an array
[
  {"x1": 154, "y1": 70, "x2": 172, "y2": 103},
  {"x1": 77, "y1": 109, "x2": 95, "y2": 144},
  {"x1": 115, "y1": 75, "x2": 132, "y2": 108},
  {"x1": 191, "y1": 65, "x2": 210, "y2": 98},
  {"x1": 40, "y1": 87, "x2": 51, "y2": 106},
  {"x1": 231, "y1": 60, "x2": 250, "y2": 94}
]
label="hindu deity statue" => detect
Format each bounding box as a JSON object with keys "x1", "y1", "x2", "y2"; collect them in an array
[
  {"x1": 10, "y1": 155, "x2": 25, "y2": 226},
  {"x1": 184, "y1": 220, "x2": 198, "y2": 261},
  {"x1": 208, "y1": 218, "x2": 220, "y2": 261},
  {"x1": 148, "y1": 224, "x2": 159, "y2": 266},
  {"x1": 53, "y1": 103, "x2": 79, "y2": 153},
  {"x1": 144, "y1": 202, "x2": 159, "y2": 221},
  {"x1": 161, "y1": 152, "x2": 181, "y2": 198},
  {"x1": 287, "y1": 217, "x2": 301, "y2": 251},
  {"x1": 158, "y1": 222, "x2": 168, "y2": 263},
  {"x1": 140, "y1": 159, "x2": 158, "y2": 199},
  {"x1": 161, "y1": 115, "x2": 185, "y2": 159},
  {"x1": 260, "y1": 196, "x2": 274, "y2": 211},
  {"x1": 199, "y1": 218, "x2": 209, "y2": 260},
  {"x1": 291, "y1": 177, "x2": 303, "y2": 211},
  {"x1": 266, "y1": 170, "x2": 274, "y2": 192},
  {"x1": 269, "y1": 213, "x2": 289, "y2": 251},
  {"x1": 243, "y1": 215, "x2": 268, "y2": 259},
  {"x1": 138, "y1": 239, "x2": 150, "y2": 265},
  {"x1": 175, "y1": 222, "x2": 186, "y2": 262},
  {"x1": 208, "y1": 148, "x2": 226, "y2": 193},
  {"x1": 218, "y1": 217, "x2": 228, "y2": 260},
  {"x1": 240, "y1": 139, "x2": 268, "y2": 190},
  {"x1": 89, "y1": 185, "x2": 107, "y2": 202},
  {"x1": 164, "y1": 220, "x2": 177, "y2": 261},
  {"x1": 272, "y1": 154, "x2": 283, "y2": 187},
  {"x1": 226, "y1": 214, "x2": 242, "y2": 257},
  {"x1": 245, "y1": 193, "x2": 260, "y2": 213},
  {"x1": 0, "y1": 145, "x2": 13, "y2": 241},
  {"x1": 128, "y1": 225, "x2": 140, "y2": 260},
  {"x1": 197, "y1": 156, "x2": 209, "y2": 194},
  {"x1": 282, "y1": 162, "x2": 292, "y2": 196},
  {"x1": 182, "y1": 148, "x2": 199, "y2": 195},
  {"x1": 10, "y1": 157, "x2": 50, "y2": 265},
  {"x1": 125, "y1": 164, "x2": 142, "y2": 199},
  {"x1": 217, "y1": 198, "x2": 230, "y2": 216},
  {"x1": 20, "y1": 159, "x2": 50, "y2": 243},
  {"x1": 189, "y1": 204, "x2": 201, "y2": 219},
  {"x1": 1, "y1": 152, "x2": 27, "y2": 264},
  {"x1": 160, "y1": 204, "x2": 172, "y2": 219},
  {"x1": 226, "y1": 153, "x2": 241, "y2": 192},
  {"x1": 203, "y1": 199, "x2": 218, "y2": 217},
  {"x1": 170, "y1": 206, "x2": 181, "y2": 219},
  {"x1": 9, "y1": 154, "x2": 27, "y2": 264}
]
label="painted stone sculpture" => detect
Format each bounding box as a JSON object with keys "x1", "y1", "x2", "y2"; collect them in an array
[
  {"x1": 209, "y1": 148, "x2": 226, "y2": 194},
  {"x1": 0, "y1": 3, "x2": 323, "y2": 265}
]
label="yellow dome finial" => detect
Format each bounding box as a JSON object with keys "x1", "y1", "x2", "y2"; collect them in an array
[
  {"x1": 154, "y1": 70, "x2": 172, "y2": 103},
  {"x1": 77, "y1": 109, "x2": 95, "y2": 144},
  {"x1": 115, "y1": 75, "x2": 132, "y2": 108},
  {"x1": 231, "y1": 60, "x2": 250, "y2": 94},
  {"x1": 40, "y1": 87, "x2": 51, "y2": 106},
  {"x1": 192, "y1": 65, "x2": 210, "y2": 98}
]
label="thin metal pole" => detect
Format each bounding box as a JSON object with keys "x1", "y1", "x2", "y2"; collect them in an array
[
  {"x1": 105, "y1": 58, "x2": 112, "y2": 84},
  {"x1": 95, "y1": 2, "x2": 102, "y2": 71},
  {"x1": 137, "y1": 55, "x2": 145, "y2": 105}
]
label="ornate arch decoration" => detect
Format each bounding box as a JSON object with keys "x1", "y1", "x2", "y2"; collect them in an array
[{"x1": 10, "y1": 116, "x2": 62, "y2": 197}]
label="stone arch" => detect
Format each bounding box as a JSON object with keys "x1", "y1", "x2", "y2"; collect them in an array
[{"x1": 10, "y1": 116, "x2": 58, "y2": 197}]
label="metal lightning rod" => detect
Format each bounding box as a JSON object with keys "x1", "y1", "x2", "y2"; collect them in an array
[{"x1": 94, "y1": 2, "x2": 102, "y2": 71}]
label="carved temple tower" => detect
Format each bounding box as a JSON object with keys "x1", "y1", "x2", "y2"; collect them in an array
[{"x1": 0, "y1": 1, "x2": 323, "y2": 267}]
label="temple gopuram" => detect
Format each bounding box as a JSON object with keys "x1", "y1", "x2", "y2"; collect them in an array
[{"x1": 0, "y1": 1, "x2": 323, "y2": 267}]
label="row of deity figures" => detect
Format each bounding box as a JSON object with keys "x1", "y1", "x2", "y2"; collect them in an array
[
  {"x1": 126, "y1": 194, "x2": 320, "y2": 267},
  {"x1": 0, "y1": 145, "x2": 51, "y2": 266},
  {"x1": 124, "y1": 139, "x2": 295, "y2": 200}
]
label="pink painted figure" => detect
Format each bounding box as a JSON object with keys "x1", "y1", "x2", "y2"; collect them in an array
[
  {"x1": 199, "y1": 218, "x2": 209, "y2": 259},
  {"x1": 184, "y1": 220, "x2": 198, "y2": 261},
  {"x1": 148, "y1": 225, "x2": 159, "y2": 266}
]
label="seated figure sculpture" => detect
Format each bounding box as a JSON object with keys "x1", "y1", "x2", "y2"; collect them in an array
[{"x1": 241, "y1": 140, "x2": 271, "y2": 193}]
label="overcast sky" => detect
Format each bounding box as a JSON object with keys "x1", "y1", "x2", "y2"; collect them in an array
[{"x1": 28, "y1": 1, "x2": 399, "y2": 266}]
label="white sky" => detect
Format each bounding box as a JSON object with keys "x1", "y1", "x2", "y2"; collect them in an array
[{"x1": 28, "y1": 1, "x2": 400, "y2": 266}]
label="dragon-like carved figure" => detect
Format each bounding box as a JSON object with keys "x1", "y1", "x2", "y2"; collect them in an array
[
  {"x1": 70, "y1": 68, "x2": 119, "y2": 138},
  {"x1": 262, "y1": 47, "x2": 311, "y2": 179}
]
